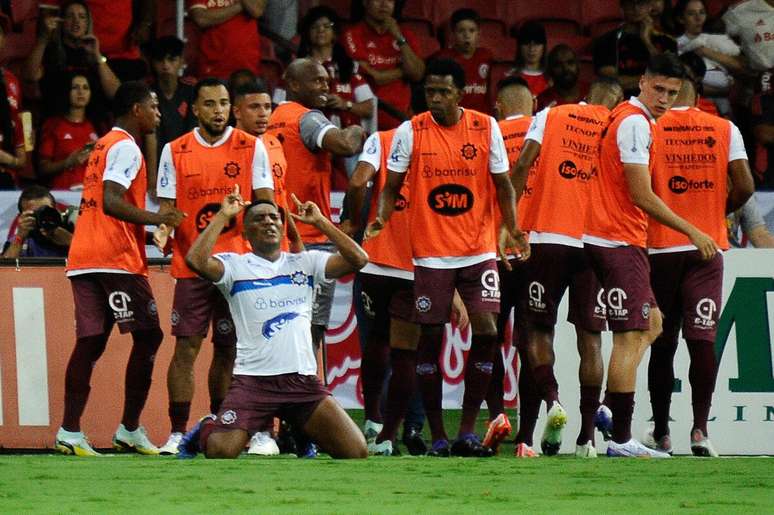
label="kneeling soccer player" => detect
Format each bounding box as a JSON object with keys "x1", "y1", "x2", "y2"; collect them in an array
[{"x1": 180, "y1": 186, "x2": 368, "y2": 459}]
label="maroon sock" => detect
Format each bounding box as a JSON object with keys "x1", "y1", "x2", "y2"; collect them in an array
[
  {"x1": 62, "y1": 334, "x2": 109, "y2": 432},
  {"x1": 121, "y1": 328, "x2": 163, "y2": 431},
  {"x1": 647, "y1": 337, "x2": 678, "y2": 440},
  {"x1": 459, "y1": 334, "x2": 497, "y2": 436},
  {"x1": 361, "y1": 334, "x2": 390, "y2": 424},
  {"x1": 608, "y1": 392, "x2": 635, "y2": 444},
  {"x1": 416, "y1": 329, "x2": 447, "y2": 443},
  {"x1": 169, "y1": 402, "x2": 191, "y2": 433},
  {"x1": 485, "y1": 348, "x2": 505, "y2": 420},
  {"x1": 532, "y1": 364, "x2": 560, "y2": 407},
  {"x1": 377, "y1": 348, "x2": 416, "y2": 444},
  {"x1": 515, "y1": 348, "x2": 540, "y2": 446},
  {"x1": 577, "y1": 385, "x2": 601, "y2": 446},
  {"x1": 687, "y1": 340, "x2": 717, "y2": 436}
]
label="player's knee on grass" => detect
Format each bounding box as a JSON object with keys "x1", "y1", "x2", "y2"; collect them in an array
[
  {"x1": 303, "y1": 397, "x2": 368, "y2": 459},
  {"x1": 389, "y1": 319, "x2": 420, "y2": 351},
  {"x1": 204, "y1": 429, "x2": 249, "y2": 459}
]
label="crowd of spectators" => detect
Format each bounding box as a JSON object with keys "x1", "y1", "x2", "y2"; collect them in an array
[{"x1": 0, "y1": 0, "x2": 772, "y2": 251}]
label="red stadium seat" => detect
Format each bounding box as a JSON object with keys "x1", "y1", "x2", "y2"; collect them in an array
[
  {"x1": 507, "y1": 0, "x2": 583, "y2": 36},
  {"x1": 3, "y1": 19, "x2": 36, "y2": 62},
  {"x1": 589, "y1": 18, "x2": 623, "y2": 40},
  {"x1": 578, "y1": 57, "x2": 596, "y2": 86},
  {"x1": 480, "y1": 33, "x2": 517, "y2": 63},
  {"x1": 488, "y1": 60, "x2": 516, "y2": 107},
  {"x1": 400, "y1": 18, "x2": 435, "y2": 39},
  {"x1": 581, "y1": 0, "x2": 622, "y2": 28},
  {"x1": 412, "y1": 30, "x2": 441, "y2": 59},
  {"x1": 10, "y1": 0, "x2": 37, "y2": 24},
  {"x1": 704, "y1": 0, "x2": 735, "y2": 18},
  {"x1": 401, "y1": 1, "x2": 434, "y2": 22},
  {"x1": 548, "y1": 34, "x2": 592, "y2": 59}
]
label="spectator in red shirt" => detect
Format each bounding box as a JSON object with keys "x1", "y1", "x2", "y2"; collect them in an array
[
  {"x1": 342, "y1": 0, "x2": 425, "y2": 130},
  {"x1": 188, "y1": 0, "x2": 265, "y2": 80},
  {"x1": 0, "y1": 14, "x2": 27, "y2": 189},
  {"x1": 38, "y1": 72, "x2": 101, "y2": 190},
  {"x1": 508, "y1": 22, "x2": 549, "y2": 98},
  {"x1": 536, "y1": 44, "x2": 590, "y2": 110},
  {"x1": 433, "y1": 8, "x2": 494, "y2": 114}
]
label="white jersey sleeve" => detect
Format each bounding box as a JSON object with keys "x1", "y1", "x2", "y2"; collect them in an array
[
  {"x1": 358, "y1": 132, "x2": 382, "y2": 171},
  {"x1": 212, "y1": 252, "x2": 239, "y2": 293},
  {"x1": 728, "y1": 121, "x2": 748, "y2": 162},
  {"x1": 251, "y1": 137, "x2": 274, "y2": 191},
  {"x1": 617, "y1": 114, "x2": 652, "y2": 166},
  {"x1": 525, "y1": 107, "x2": 550, "y2": 144},
  {"x1": 157, "y1": 143, "x2": 177, "y2": 199},
  {"x1": 488, "y1": 117, "x2": 509, "y2": 174},
  {"x1": 386, "y1": 120, "x2": 413, "y2": 173},
  {"x1": 306, "y1": 249, "x2": 333, "y2": 283},
  {"x1": 103, "y1": 139, "x2": 143, "y2": 188}
]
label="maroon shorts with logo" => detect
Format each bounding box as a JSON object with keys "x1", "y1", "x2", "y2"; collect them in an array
[
  {"x1": 171, "y1": 277, "x2": 235, "y2": 346},
  {"x1": 525, "y1": 244, "x2": 606, "y2": 332},
  {"x1": 358, "y1": 272, "x2": 415, "y2": 337},
  {"x1": 649, "y1": 250, "x2": 723, "y2": 341},
  {"x1": 210, "y1": 373, "x2": 331, "y2": 435},
  {"x1": 585, "y1": 244, "x2": 656, "y2": 332},
  {"x1": 414, "y1": 259, "x2": 500, "y2": 325},
  {"x1": 70, "y1": 273, "x2": 160, "y2": 338}
]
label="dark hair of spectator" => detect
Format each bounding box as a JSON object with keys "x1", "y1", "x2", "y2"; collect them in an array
[
  {"x1": 297, "y1": 6, "x2": 355, "y2": 84},
  {"x1": 148, "y1": 35, "x2": 184, "y2": 62},
  {"x1": 425, "y1": 58, "x2": 466, "y2": 91},
  {"x1": 351, "y1": 0, "x2": 406, "y2": 22},
  {"x1": 112, "y1": 81, "x2": 152, "y2": 118},
  {"x1": 673, "y1": 0, "x2": 714, "y2": 34},
  {"x1": 52, "y1": 71, "x2": 102, "y2": 131},
  {"x1": 227, "y1": 69, "x2": 257, "y2": 96},
  {"x1": 17, "y1": 185, "x2": 56, "y2": 213},
  {"x1": 652, "y1": 0, "x2": 677, "y2": 35},
  {"x1": 645, "y1": 52, "x2": 687, "y2": 79},
  {"x1": 232, "y1": 79, "x2": 269, "y2": 103},
  {"x1": 515, "y1": 21, "x2": 548, "y2": 69},
  {"x1": 451, "y1": 8, "x2": 481, "y2": 28},
  {"x1": 679, "y1": 51, "x2": 706, "y2": 94},
  {"x1": 193, "y1": 77, "x2": 228, "y2": 103},
  {"x1": 42, "y1": 1, "x2": 93, "y2": 80},
  {"x1": 497, "y1": 75, "x2": 530, "y2": 92}
]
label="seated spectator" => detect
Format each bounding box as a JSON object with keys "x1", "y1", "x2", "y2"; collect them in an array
[
  {"x1": 728, "y1": 196, "x2": 774, "y2": 248},
  {"x1": 342, "y1": 0, "x2": 425, "y2": 130},
  {"x1": 674, "y1": 0, "x2": 745, "y2": 117},
  {"x1": 508, "y1": 21, "x2": 549, "y2": 97},
  {"x1": 38, "y1": 72, "x2": 101, "y2": 190},
  {"x1": 723, "y1": 0, "x2": 774, "y2": 75},
  {"x1": 593, "y1": 0, "x2": 677, "y2": 98},
  {"x1": 188, "y1": 0, "x2": 264, "y2": 80},
  {"x1": 2, "y1": 185, "x2": 75, "y2": 258},
  {"x1": 433, "y1": 8, "x2": 494, "y2": 114},
  {"x1": 24, "y1": 0, "x2": 120, "y2": 125},
  {"x1": 0, "y1": 14, "x2": 27, "y2": 189},
  {"x1": 752, "y1": 80, "x2": 774, "y2": 188},
  {"x1": 537, "y1": 44, "x2": 590, "y2": 110}
]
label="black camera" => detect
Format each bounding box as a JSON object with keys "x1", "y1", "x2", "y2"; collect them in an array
[{"x1": 33, "y1": 205, "x2": 64, "y2": 231}]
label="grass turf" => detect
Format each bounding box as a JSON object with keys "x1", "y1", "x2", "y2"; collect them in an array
[{"x1": 2, "y1": 411, "x2": 772, "y2": 514}]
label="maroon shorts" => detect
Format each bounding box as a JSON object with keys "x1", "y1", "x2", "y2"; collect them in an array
[
  {"x1": 171, "y1": 277, "x2": 235, "y2": 346},
  {"x1": 210, "y1": 373, "x2": 331, "y2": 435},
  {"x1": 413, "y1": 259, "x2": 500, "y2": 325},
  {"x1": 70, "y1": 273, "x2": 160, "y2": 339},
  {"x1": 525, "y1": 244, "x2": 606, "y2": 332},
  {"x1": 497, "y1": 259, "x2": 529, "y2": 343},
  {"x1": 358, "y1": 272, "x2": 415, "y2": 337},
  {"x1": 585, "y1": 244, "x2": 656, "y2": 332},
  {"x1": 649, "y1": 250, "x2": 723, "y2": 341}
]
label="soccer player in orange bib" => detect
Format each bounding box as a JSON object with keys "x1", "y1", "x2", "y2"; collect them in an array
[
  {"x1": 56, "y1": 82, "x2": 186, "y2": 457},
  {"x1": 511, "y1": 78, "x2": 624, "y2": 458},
  {"x1": 153, "y1": 78, "x2": 275, "y2": 455},
  {"x1": 368, "y1": 58, "x2": 527, "y2": 457},
  {"x1": 583, "y1": 53, "x2": 717, "y2": 458},
  {"x1": 645, "y1": 70, "x2": 753, "y2": 457}
]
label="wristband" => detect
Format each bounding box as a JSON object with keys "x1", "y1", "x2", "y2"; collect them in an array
[{"x1": 13, "y1": 234, "x2": 24, "y2": 245}]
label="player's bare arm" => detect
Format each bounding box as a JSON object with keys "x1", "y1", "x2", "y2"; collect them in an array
[
  {"x1": 103, "y1": 180, "x2": 185, "y2": 227},
  {"x1": 346, "y1": 161, "x2": 377, "y2": 232},
  {"x1": 726, "y1": 159, "x2": 754, "y2": 213},
  {"x1": 365, "y1": 170, "x2": 404, "y2": 240},
  {"x1": 240, "y1": 0, "x2": 267, "y2": 19},
  {"x1": 511, "y1": 139, "x2": 541, "y2": 203},
  {"x1": 189, "y1": 3, "x2": 243, "y2": 29},
  {"x1": 289, "y1": 194, "x2": 368, "y2": 279},
  {"x1": 493, "y1": 172, "x2": 529, "y2": 261},
  {"x1": 624, "y1": 164, "x2": 718, "y2": 259},
  {"x1": 185, "y1": 185, "x2": 247, "y2": 282},
  {"x1": 321, "y1": 125, "x2": 366, "y2": 157}
]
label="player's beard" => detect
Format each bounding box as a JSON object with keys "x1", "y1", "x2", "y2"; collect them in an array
[{"x1": 201, "y1": 119, "x2": 226, "y2": 138}]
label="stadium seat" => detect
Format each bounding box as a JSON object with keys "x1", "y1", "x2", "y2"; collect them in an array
[
  {"x1": 9, "y1": 0, "x2": 37, "y2": 24},
  {"x1": 578, "y1": 57, "x2": 596, "y2": 85},
  {"x1": 480, "y1": 33, "x2": 517, "y2": 63},
  {"x1": 507, "y1": 1, "x2": 583, "y2": 37},
  {"x1": 588, "y1": 18, "x2": 623, "y2": 40},
  {"x1": 412, "y1": 30, "x2": 441, "y2": 59},
  {"x1": 4, "y1": 18, "x2": 36, "y2": 62},
  {"x1": 488, "y1": 60, "x2": 516, "y2": 105},
  {"x1": 401, "y1": 1, "x2": 434, "y2": 25},
  {"x1": 400, "y1": 19, "x2": 435, "y2": 40},
  {"x1": 312, "y1": 0, "x2": 351, "y2": 21},
  {"x1": 581, "y1": 0, "x2": 621, "y2": 29},
  {"x1": 704, "y1": 0, "x2": 734, "y2": 18},
  {"x1": 548, "y1": 34, "x2": 592, "y2": 59}
]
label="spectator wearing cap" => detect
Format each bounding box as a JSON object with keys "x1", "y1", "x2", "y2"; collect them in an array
[
  {"x1": 0, "y1": 13, "x2": 27, "y2": 189},
  {"x1": 188, "y1": 0, "x2": 265, "y2": 80},
  {"x1": 537, "y1": 44, "x2": 590, "y2": 110},
  {"x1": 593, "y1": 0, "x2": 677, "y2": 98},
  {"x1": 508, "y1": 21, "x2": 549, "y2": 97}
]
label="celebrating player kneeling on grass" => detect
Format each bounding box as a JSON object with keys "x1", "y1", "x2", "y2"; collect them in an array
[{"x1": 179, "y1": 186, "x2": 369, "y2": 459}]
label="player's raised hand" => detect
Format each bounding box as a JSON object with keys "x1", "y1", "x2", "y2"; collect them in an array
[
  {"x1": 363, "y1": 216, "x2": 384, "y2": 241},
  {"x1": 220, "y1": 184, "x2": 247, "y2": 218},
  {"x1": 689, "y1": 229, "x2": 719, "y2": 261},
  {"x1": 290, "y1": 193, "x2": 323, "y2": 226}
]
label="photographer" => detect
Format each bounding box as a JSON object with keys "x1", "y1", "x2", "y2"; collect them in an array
[{"x1": 2, "y1": 185, "x2": 74, "y2": 258}]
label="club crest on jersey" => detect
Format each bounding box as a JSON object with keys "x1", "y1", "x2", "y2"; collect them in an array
[
  {"x1": 415, "y1": 296, "x2": 432, "y2": 313},
  {"x1": 262, "y1": 312, "x2": 299, "y2": 339},
  {"x1": 220, "y1": 410, "x2": 237, "y2": 425},
  {"x1": 224, "y1": 161, "x2": 241, "y2": 178},
  {"x1": 272, "y1": 163, "x2": 284, "y2": 179},
  {"x1": 479, "y1": 63, "x2": 489, "y2": 79},
  {"x1": 642, "y1": 303, "x2": 650, "y2": 320},
  {"x1": 216, "y1": 318, "x2": 234, "y2": 335},
  {"x1": 291, "y1": 271, "x2": 308, "y2": 286},
  {"x1": 148, "y1": 300, "x2": 158, "y2": 316},
  {"x1": 170, "y1": 310, "x2": 180, "y2": 326},
  {"x1": 461, "y1": 143, "x2": 477, "y2": 160}
]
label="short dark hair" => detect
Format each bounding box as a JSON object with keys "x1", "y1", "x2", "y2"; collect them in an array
[
  {"x1": 450, "y1": 8, "x2": 480, "y2": 28},
  {"x1": 425, "y1": 58, "x2": 466, "y2": 91},
  {"x1": 18, "y1": 185, "x2": 55, "y2": 213},
  {"x1": 148, "y1": 35, "x2": 184, "y2": 61},
  {"x1": 112, "y1": 81, "x2": 152, "y2": 118},
  {"x1": 246, "y1": 199, "x2": 284, "y2": 222},
  {"x1": 232, "y1": 79, "x2": 269, "y2": 103},
  {"x1": 679, "y1": 51, "x2": 706, "y2": 94},
  {"x1": 497, "y1": 75, "x2": 530, "y2": 92},
  {"x1": 193, "y1": 77, "x2": 228, "y2": 103},
  {"x1": 590, "y1": 75, "x2": 623, "y2": 90},
  {"x1": 645, "y1": 52, "x2": 686, "y2": 80}
]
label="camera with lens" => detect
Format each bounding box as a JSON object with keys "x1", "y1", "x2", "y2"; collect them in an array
[{"x1": 33, "y1": 205, "x2": 65, "y2": 232}]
